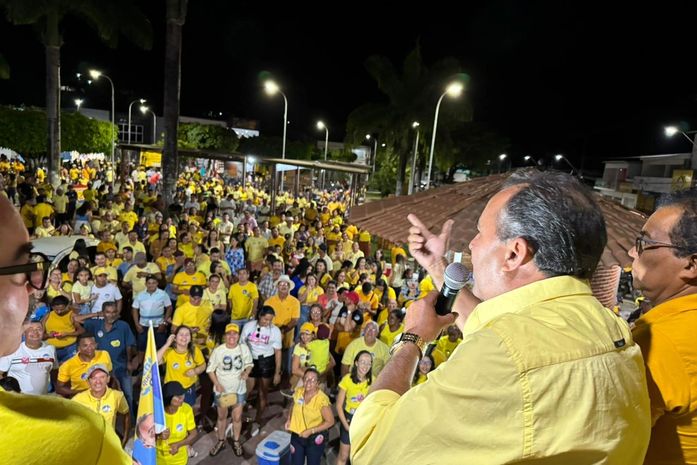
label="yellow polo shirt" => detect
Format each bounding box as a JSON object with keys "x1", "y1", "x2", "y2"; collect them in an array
[
  {"x1": 0, "y1": 390, "x2": 131, "y2": 464},
  {"x1": 265, "y1": 294, "x2": 300, "y2": 348},
  {"x1": 172, "y1": 271, "x2": 207, "y2": 307},
  {"x1": 633, "y1": 293, "x2": 697, "y2": 465},
  {"x1": 228, "y1": 282, "x2": 259, "y2": 320},
  {"x1": 57, "y1": 351, "x2": 113, "y2": 393},
  {"x1": 351, "y1": 276, "x2": 651, "y2": 465},
  {"x1": 72, "y1": 387, "x2": 129, "y2": 428},
  {"x1": 162, "y1": 347, "x2": 205, "y2": 389},
  {"x1": 288, "y1": 388, "x2": 331, "y2": 435}
]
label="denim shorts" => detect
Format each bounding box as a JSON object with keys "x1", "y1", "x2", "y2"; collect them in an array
[{"x1": 214, "y1": 391, "x2": 247, "y2": 408}]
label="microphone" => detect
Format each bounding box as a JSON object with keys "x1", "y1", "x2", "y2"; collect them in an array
[{"x1": 435, "y1": 262, "x2": 468, "y2": 316}]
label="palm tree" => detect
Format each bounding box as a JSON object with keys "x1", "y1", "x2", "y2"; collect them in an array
[
  {"x1": 161, "y1": 0, "x2": 187, "y2": 205},
  {"x1": 346, "y1": 44, "x2": 471, "y2": 195},
  {"x1": 0, "y1": 0, "x2": 152, "y2": 184}
]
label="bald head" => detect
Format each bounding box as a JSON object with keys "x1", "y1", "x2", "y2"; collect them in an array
[{"x1": 0, "y1": 196, "x2": 33, "y2": 356}]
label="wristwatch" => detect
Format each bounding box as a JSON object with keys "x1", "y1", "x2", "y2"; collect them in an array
[{"x1": 390, "y1": 332, "x2": 427, "y2": 358}]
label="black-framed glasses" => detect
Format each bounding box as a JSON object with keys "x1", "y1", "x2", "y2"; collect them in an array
[
  {"x1": 635, "y1": 236, "x2": 693, "y2": 256},
  {"x1": 0, "y1": 252, "x2": 49, "y2": 290}
]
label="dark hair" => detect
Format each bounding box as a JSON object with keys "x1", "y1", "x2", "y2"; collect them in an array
[
  {"x1": 413, "y1": 354, "x2": 436, "y2": 384},
  {"x1": 497, "y1": 169, "x2": 606, "y2": 279},
  {"x1": 303, "y1": 366, "x2": 320, "y2": 382},
  {"x1": 258, "y1": 305, "x2": 276, "y2": 319},
  {"x1": 51, "y1": 295, "x2": 70, "y2": 307},
  {"x1": 173, "y1": 325, "x2": 197, "y2": 361},
  {"x1": 361, "y1": 281, "x2": 373, "y2": 295},
  {"x1": 209, "y1": 309, "x2": 231, "y2": 345},
  {"x1": 657, "y1": 188, "x2": 697, "y2": 257},
  {"x1": 72, "y1": 238, "x2": 89, "y2": 257},
  {"x1": 78, "y1": 332, "x2": 96, "y2": 343},
  {"x1": 350, "y1": 350, "x2": 373, "y2": 385},
  {"x1": 0, "y1": 376, "x2": 20, "y2": 393},
  {"x1": 101, "y1": 301, "x2": 117, "y2": 312}
]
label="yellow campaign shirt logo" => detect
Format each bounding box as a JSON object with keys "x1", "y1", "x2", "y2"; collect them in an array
[{"x1": 110, "y1": 340, "x2": 121, "y2": 348}]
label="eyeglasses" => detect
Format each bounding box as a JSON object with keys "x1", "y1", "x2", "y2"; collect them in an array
[
  {"x1": 635, "y1": 236, "x2": 694, "y2": 256},
  {"x1": 0, "y1": 252, "x2": 50, "y2": 290}
]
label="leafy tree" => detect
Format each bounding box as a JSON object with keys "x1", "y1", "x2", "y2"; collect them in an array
[
  {"x1": 435, "y1": 122, "x2": 510, "y2": 181},
  {"x1": 0, "y1": 0, "x2": 153, "y2": 183},
  {"x1": 177, "y1": 123, "x2": 239, "y2": 152},
  {"x1": 346, "y1": 44, "x2": 472, "y2": 195}
]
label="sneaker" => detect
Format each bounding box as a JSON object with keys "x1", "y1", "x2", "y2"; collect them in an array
[
  {"x1": 209, "y1": 440, "x2": 226, "y2": 457},
  {"x1": 280, "y1": 389, "x2": 294, "y2": 399},
  {"x1": 250, "y1": 422, "x2": 260, "y2": 437}
]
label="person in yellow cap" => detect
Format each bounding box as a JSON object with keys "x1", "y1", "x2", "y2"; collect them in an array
[
  {"x1": 207, "y1": 323, "x2": 253, "y2": 457},
  {"x1": 284, "y1": 322, "x2": 317, "y2": 397}
]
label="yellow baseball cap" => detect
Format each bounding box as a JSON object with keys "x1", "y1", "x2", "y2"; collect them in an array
[
  {"x1": 225, "y1": 323, "x2": 240, "y2": 334},
  {"x1": 93, "y1": 267, "x2": 109, "y2": 276},
  {"x1": 300, "y1": 322, "x2": 317, "y2": 334}
]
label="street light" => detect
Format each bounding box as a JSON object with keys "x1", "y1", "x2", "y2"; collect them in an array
[
  {"x1": 409, "y1": 122, "x2": 420, "y2": 195},
  {"x1": 74, "y1": 99, "x2": 83, "y2": 112},
  {"x1": 664, "y1": 125, "x2": 697, "y2": 147},
  {"x1": 426, "y1": 81, "x2": 464, "y2": 189},
  {"x1": 128, "y1": 98, "x2": 146, "y2": 144},
  {"x1": 89, "y1": 69, "x2": 115, "y2": 182},
  {"x1": 523, "y1": 155, "x2": 539, "y2": 165},
  {"x1": 264, "y1": 80, "x2": 289, "y2": 190},
  {"x1": 317, "y1": 121, "x2": 329, "y2": 189},
  {"x1": 555, "y1": 154, "x2": 579, "y2": 175},
  {"x1": 140, "y1": 105, "x2": 156, "y2": 144},
  {"x1": 365, "y1": 134, "x2": 378, "y2": 173},
  {"x1": 498, "y1": 153, "x2": 507, "y2": 173}
]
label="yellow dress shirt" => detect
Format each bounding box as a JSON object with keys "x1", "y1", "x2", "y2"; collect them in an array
[
  {"x1": 351, "y1": 276, "x2": 651, "y2": 465},
  {"x1": 633, "y1": 292, "x2": 697, "y2": 465}
]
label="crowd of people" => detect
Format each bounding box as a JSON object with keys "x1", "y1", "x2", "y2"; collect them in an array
[
  {"x1": 1, "y1": 159, "x2": 696, "y2": 465},
  {"x1": 0, "y1": 159, "x2": 462, "y2": 465}
]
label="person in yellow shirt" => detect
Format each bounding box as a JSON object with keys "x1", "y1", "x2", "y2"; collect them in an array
[
  {"x1": 157, "y1": 381, "x2": 198, "y2": 464},
  {"x1": 433, "y1": 325, "x2": 462, "y2": 363},
  {"x1": 171, "y1": 260, "x2": 207, "y2": 308},
  {"x1": 118, "y1": 203, "x2": 138, "y2": 231},
  {"x1": 411, "y1": 353, "x2": 435, "y2": 386},
  {"x1": 350, "y1": 173, "x2": 651, "y2": 465},
  {"x1": 228, "y1": 269, "x2": 259, "y2": 324},
  {"x1": 264, "y1": 276, "x2": 300, "y2": 351},
  {"x1": 629, "y1": 190, "x2": 697, "y2": 465},
  {"x1": 286, "y1": 368, "x2": 335, "y2": 465},
  {"x1": 341, "y1": 322, "x2": 390, "y2": 378},
  {"x1": 157, "y1": 329, "x2": 206, "y2": 406},
  {"x1": 34, "y1": 216, "x2": 57, "y2": 238},
  {"x1": 378, "y1": 309, "x2": 404, "y2": 347},
  {"x1": 177, "y1": 232, "x2": 195, "y2": 259},
  {"x1": 171, "y1": 285, "x2": 213, "y2": 349},
  {"x1": 390, "y1": 241, "x2": 407, "y2": 266},
  {"x1": 355, "y1": 282, "x2": 379, "y2": 317},
  {"x1": 20, "y1": 198, "x2": 36, "y2": 234},
  {"x1": 72, "y1": 364, "x2": 130, "y2": 444},
  {"x1": 56, "y1": 333, "x2": 113, "y2": 396},
  {"x1": 33, "y1": 196, "x2": 54, "y2": 229},
  {"x1": 336, "y1": 351, "x2": 373, "y2": 465}
]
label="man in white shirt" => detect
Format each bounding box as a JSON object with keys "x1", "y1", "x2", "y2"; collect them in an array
[
  {"x1": 0, "y1": 321, "x2": 57, "y2": 395},
  {"x1": 132, "y1": 276, "x2": 173, "y2": 351},
  {"x1": 90, "y1": 268, "x2": 123, "y2": 314},
  {"x1": 219, "y1": 212, "x2": 235, "y2": 245}
]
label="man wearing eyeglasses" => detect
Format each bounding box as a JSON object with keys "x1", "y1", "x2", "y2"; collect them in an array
[
  {"x1": 0, "y1": 195, "x2": 131, "y2": 463},
  {"x1": 630, "y1": 190, "x2": 697, "y2": 465}
]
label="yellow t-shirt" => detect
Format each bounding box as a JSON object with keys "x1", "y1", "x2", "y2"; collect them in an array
[
  {"x1": 163, "y1": 347, "x2": 205, "y2": 389},
  {"x1": 156, "y1": 256, "x2": 176, "y2": 274},
  {"x1": 178, "y1": 242, "x2": 195, "y2": 259},
  {"x1": 172, "y1": 271, "x2": 207, "y2": 307},
  {"x1": 265, "y1": 295, "x2": 301, "y2": 348},
  {"x1": 435, "y1": 335, "x2": 462, "y2": 360},
  {"x1": 356, "y1": 289, "x2": 379, "y2": 311},
  {"x1": 379, "y1": 323, "x2": 404, "y2": 347},
  {"x1": 123, "y1": 263, "x2": 161, "y2": 294},
  {"x1": 0, "y1": 390, "x2": 131, "y2": 465},
  {"x1": 203, "y1": 286, "x2": 227, "y2": 308},
  {"x1": 342, "y1": 338, "x2": 390, "y2": 377},
  {"x1": 45, "y1": 310, "x2": 78, "y2": 348},
  {"x1": 419, "y1": 275, "x2": 436, "y2": 297},
  {"x1": 172, "y1": 301, "x2": 214, "y2": 346},
  {"x1": 118, "y1": 211, "x2": 138, "y2": 230},
  {"x1": 57, "y1": 351, "x2": 113, "y2": 392},
  {"x1": 268, "y1": 236, "x2": 285, "y2": 250},
  {"x1": 306, "y1": 339, "x2": 331, "y2": 373},
  {"x1": 245, "y1": 236, "x2": 269, "y2": 263},
  {"x1": 72, "y1": 387, "x2": 129, "y2": 428},
  {"x1": 288, "y1": 388, "x2": 331, "y2": 435},
  {"x1": 299, "y1": 285, "x2": 324, "y2": 305},
  {"x1": 157, "y1": 402, "x2": 196, "y2": 465},
  {"x1": 339, "y1": 374, "x2": 370, "y2": 415},
  {"x1": 390, "y1": 246, "x2": 407, "y2": 265},
  {"x1": 228, "y1": 282, "x2": 259, "y2": 320}
]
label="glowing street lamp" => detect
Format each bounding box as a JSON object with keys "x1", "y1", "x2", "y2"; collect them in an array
[
  {"x1": 264, "y1": 80, "x2": 289, "y2": 190},
  {"x1": 317, "y1": 121, "x2": 329, "y2": 189},
  {"x1": 128, "y1": 98, "x2": 147, "y2": 144},
  {"x1": 140, "y1": 105, "x2": 157, "y2": 144},
  {"x1": 74, "y1": 99, "x2": 84, "y2": 112},
  {"x1": 664, "y1": 125, "x2": 697, "y2": 147},
  {"x1": 365, "y1": 134, "x2": 378, "y2": 173},
  {"x1": 554, "y1": 153, "x2": 579, "y2": 175},
  {"x1": 89, "y1": 69, "x2": 115, "y2": 179},
  {"x1": 426, "y1": 81, "x2": 464, "y2": 189},
  {"x1": 409, "y1": 122, "x2": 420, "y2": 194}
]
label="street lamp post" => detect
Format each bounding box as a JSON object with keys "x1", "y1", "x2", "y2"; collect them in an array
[
  {"x1": 75, "y1": 99, "x2": 83, "y2": 112},
  {"x1": 555, "y1": 154, "x2": 579, "y2": 175},
  {"x1": 409, "y1": 122, "x2": 420, "y2": 195},
  {"x1": 128, "y1": 98, "x2": 146, "y2": 144},
  {"x1": 140, "y1": 106, "x2": 156, "y2": 144},
  {"x1": 426, "y1": 81, "x2": 464, "y2": 189},
  {"x1": 365, "y1": 134, "x2": 378, "y2": 173},
  {"x1": 523, "y1": 155, "x2": 539, "y2": 166},
  {"x1": 89, "y1": 69, "x2": 115, "y2": 184},
  {"x1": 665, "y1": 126, "x2": 697, "y2": 147},
  {"x1": 317, "y1": 121, "x2": 329, "y2": 190},
  {"x1": 498, "y1": 153, "x2": 507, "y2": 173},
  {"x1": 264, "y1": 80, "x2": 289, "y2": 191}
]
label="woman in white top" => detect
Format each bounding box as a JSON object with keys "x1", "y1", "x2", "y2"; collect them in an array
[
  {"x1": 240, "y1": 306, "x2": 282, "y2": 434},
  {"x1": 207, "y1": 323, "x2": 253, "y2": 457}
]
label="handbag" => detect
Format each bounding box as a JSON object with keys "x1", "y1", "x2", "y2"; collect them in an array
[{"x1": 218, "y1": 392, "x2": 238, "y2": 408}]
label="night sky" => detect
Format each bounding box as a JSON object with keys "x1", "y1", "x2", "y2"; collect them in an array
[{"x1": 2, "y1": 1, "x2": 697, "y2": 173}]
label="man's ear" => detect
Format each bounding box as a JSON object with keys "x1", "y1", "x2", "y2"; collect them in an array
[
  {"x1": 501, "y1": 237, "x2": 534, "y2": 272},
  {"x1": 680, "y1": 253, "x2": 697, "y2": 281}
]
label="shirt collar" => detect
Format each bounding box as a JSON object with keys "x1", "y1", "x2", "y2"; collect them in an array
[
  {"x1": 463, "y1": 276, "x2": 593, "y2": 336},
  {"x1": 635, "y1": 292, "x2": 697, "y2": 327}
]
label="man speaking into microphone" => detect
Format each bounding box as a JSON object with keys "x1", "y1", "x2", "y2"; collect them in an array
[{"x1": 350, "y1": 170, "x2": 651, "y2": 465}]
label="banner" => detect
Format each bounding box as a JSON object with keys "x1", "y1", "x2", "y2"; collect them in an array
[{"x1": 132, "y1": 323, "x2": 166, "y2": 465}]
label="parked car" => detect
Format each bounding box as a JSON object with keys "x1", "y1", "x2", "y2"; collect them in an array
[{"x1": 32, "y1": 235, "x2": 99, "y2": 273}]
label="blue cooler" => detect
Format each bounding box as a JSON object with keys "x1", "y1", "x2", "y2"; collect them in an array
[{"x1": 256, "y1": 430, "x2": 292, "y2": 465}]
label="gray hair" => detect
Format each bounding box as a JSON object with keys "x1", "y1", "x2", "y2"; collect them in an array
[
  {"x1": 657, "y1": 188, "x2": 697, "y2": 258},
  {"x1": 497, "y1": 169, "x2": 606, "y2": 279}
]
